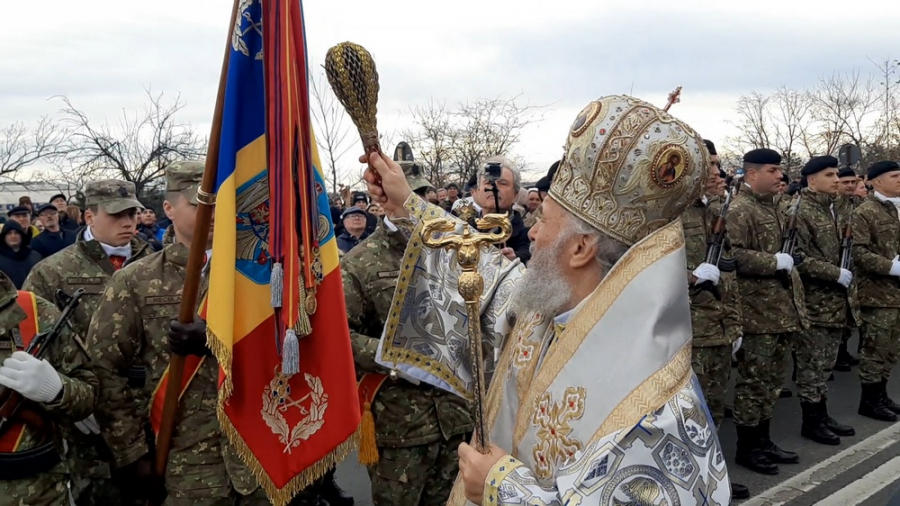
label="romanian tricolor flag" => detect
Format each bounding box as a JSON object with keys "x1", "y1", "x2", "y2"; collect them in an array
[{"x1": 204, "y1": 1, "x2": 359, "y2": 504}]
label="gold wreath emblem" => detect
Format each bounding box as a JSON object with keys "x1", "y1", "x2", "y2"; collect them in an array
[{"x1": 261, "y1": 369, "x2": 328, "y2": 453}]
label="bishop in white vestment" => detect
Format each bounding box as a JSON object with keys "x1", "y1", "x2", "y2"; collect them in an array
[{"x1": 362, "y1": 95, "x2": 731, "y2": 506}]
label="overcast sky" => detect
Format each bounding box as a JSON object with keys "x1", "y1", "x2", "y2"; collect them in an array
[{"x1": 3, "y1": 0, "x2": 898, "y2": 183}]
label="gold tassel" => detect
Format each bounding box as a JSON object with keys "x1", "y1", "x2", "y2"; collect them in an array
[{"x1": 357, "y1": 401, "x2": 379, "y2": 466}]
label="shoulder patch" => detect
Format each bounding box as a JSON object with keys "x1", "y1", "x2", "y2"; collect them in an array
[{"x1": 145, "y1": 295, "x2": 181, "y2": 305}]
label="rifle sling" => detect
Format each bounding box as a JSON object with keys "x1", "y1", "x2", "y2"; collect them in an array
[{"x1": 0, "y1": 442, "x2": 61, "y2": 480}]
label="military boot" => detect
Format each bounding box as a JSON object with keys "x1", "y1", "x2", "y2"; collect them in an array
[
  {"x1": 735, "y1": 424, "x2": 778, "y2": 475},
  {"x1": 800, "y1": 401, "x2": 840, "y2": 445},
  {"x1": 317, "y1": 468, "x2": 354, "y2": 506},
  {"x1": 880, "y1": 380, "x2": 900, "y2": 414},
  {"x1": 731, "y1": 482, "x2": 750, "y2": 500},
  {"x1": 822, "y1": 398, "x2": 855, "y2": 436},
  {"x1": 834, "y1": 340, "x2": 855, "y2": 371},
  {"x1": 858, "y1": 382, "x2": 897, "y2": 422},
  {"x1": 759, "y1": 418, "x2": 800, "y2": 464}
]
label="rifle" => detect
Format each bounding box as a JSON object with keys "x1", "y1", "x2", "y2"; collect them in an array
[
  {"x1": 840, "y1": 200, "x2": 854, "y2": 279},
  {"x1": 778, "y1": 194, "x2": 802, "y2": 289},
  {"x1": 698, "y1": 189, "x2": 734, "y2": 300},
  {"x1": 0, "y1": 289, "x2": 85, "y2": 438}
]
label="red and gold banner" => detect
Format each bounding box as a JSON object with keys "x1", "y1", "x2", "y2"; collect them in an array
[{"x1": 0, "y1": 291, "x2": 38, "y2": 453}]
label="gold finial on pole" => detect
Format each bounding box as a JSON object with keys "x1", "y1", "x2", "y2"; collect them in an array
[{"x1": 421, "y1": 205, "x2": 512, "y2": 454}]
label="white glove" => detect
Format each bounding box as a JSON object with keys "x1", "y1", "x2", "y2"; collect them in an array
[
  {"x1": 75, "y1": 414, "x2": 101, "y2": 435},
  {"x1": 890, "y1": 256, "x2": 900, "y2": 277},
  {"x1": 775, "y1": 253, "x2": 794, "y2": 272},
  {"x1": 732, "y1": 336, "x2": 743, "y2": 359},
  {"x1": 0, "y1": 351, "x2": 63, "y2": 403},
  {"x1": 837, "y1": 268, "x2": 853, "y2": 288},
  {"x1": 692, "y1": 263, "x2": 721, "y2": 286}
]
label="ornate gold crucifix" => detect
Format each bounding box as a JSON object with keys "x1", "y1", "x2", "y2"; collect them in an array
[{"x1": 422, "y1": 205, "x2": 512, "y2": 453}]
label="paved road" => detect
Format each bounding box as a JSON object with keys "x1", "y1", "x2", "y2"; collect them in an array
[{"x1": 334, "y1": 333, "x2": 900, "y2": 506}]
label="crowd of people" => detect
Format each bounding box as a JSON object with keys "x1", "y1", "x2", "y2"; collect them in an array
[{"x1": 0, "y1": 93, "x2": 899, "y2": 506}]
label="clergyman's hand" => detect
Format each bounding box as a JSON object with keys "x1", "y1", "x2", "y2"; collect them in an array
[{"x1": 360, "y1": 152, "x2": 411, "y2": 217}]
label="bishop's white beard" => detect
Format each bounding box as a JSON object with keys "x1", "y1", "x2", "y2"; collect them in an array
[{"x1": 511, "y1": 234, "x2": 572, "y2": 318}]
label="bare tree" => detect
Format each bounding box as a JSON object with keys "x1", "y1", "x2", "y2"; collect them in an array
[
  {"x1": 310, "y1": 71, "x2": 354, "y2": 193},
  {"x1": 808, "y1": 71, "x2": 882, "y2": 162},
  {"x1": 57, "y1": 89, "x2": 206, "y2": 197},
  {"x1": 402, "y1": 95, "x2": 543, "y2": 187},
  {"x1": 0, "y1": 117, "x2": 67, "y2": 182},
  {"x1": 402, "y1": 100, "x2": 453, "y2": 186}
]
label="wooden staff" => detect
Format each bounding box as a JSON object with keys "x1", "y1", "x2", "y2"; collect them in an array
[{"x1": 154, "y1": 0, "x2": 238, "y2": 477}]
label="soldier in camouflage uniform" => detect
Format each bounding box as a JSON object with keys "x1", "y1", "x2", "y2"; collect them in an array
[
  {"x1": 791, "y1": 156, "x2": 859, "y2": 445},
  {"x1": 851, "y1": 160, "x2": 900, "y2": 422},
  {"x1": 87, "y1": 162, "x2": 338, "y2": 505},
  {"x1": 23, "y1": 179, "x2": 151, "y2": 505},
  {"x1": 0, "y1": 271, "x2": 97, "y2": 506},
  {"x1": 835, "y1": 166, "x2": 863, "y2": 371},
  {"x1": 342, "y1": 150, "x2": 473, "y2": 506},
  {"x1": 684, "y1": 140, "x2": 747, "y2": 500},
  {"x1": 729, "y1": 148, "x2": 808, "y2": 475}
]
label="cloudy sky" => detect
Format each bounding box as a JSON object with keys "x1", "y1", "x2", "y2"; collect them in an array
[{"x1": 3, "y1": 0, "x2": 898, "y2": 183}]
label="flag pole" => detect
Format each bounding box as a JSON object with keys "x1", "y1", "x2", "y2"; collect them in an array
[{"x1": 155, "y1": 0, "x2": 239, "y2": 478}]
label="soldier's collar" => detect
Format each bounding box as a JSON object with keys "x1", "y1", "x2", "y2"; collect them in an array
[{"x1": 165, "y1": 242, "x2": 190, "y2": 267}]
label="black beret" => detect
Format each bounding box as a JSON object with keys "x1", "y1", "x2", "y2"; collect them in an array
[
  {"x1": 535, "y1": 176, "x2": 551, "y2": 192},
  {"x1": 548, "y1": 160, "x2": 560, "y2": 181},
  {"x1": 838, "y1": 167, "x2": 857, "y2": 179},
  {"x1": 801, "y1": 155, "x2": 839, "y2": 176},
  {"x1": 867, "y1": 161, "x2": 900, "y2": 181},
  {"x1": 781, "y1": 174, "x2": 790, "y2": 184},
  {"x1": 49, "y1": 193, "x2": 67, "y2": 203},
  {"x1": 703, "y1": 139, "x2": 717, "y2": 156},
  {"x1": 743, "y1": 148, "x2": 782, "y2": 165}
]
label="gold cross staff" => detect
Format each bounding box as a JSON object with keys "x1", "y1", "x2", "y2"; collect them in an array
[{"x1": 422, "y1": 205, "x2": 512, "y2": 453}]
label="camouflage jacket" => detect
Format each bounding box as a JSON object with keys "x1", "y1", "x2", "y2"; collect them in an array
[
  {"x1": 681, "y1": 200, "x2": 742, "y2": 346},
  {"x1": 729, "y1": 187, "x2": 807, "y2": 334},
  {"x1": 86, "y1": 242, "x2": 257, "y2": 499},
  {"x1": 23, "y1": 229, "x2": 152, "y2": 340},
  {"x1": 0, "y1": 282, "x2": 96, "y2": 506},
  {"x1": 852, "y1": 196, "x2": 900, "y2": 308},
  {"x1": 792, "y1": 189, "x2": 861, "y2": 327},
  {"x1": 341, "y1": 225, "x2": 474, "y2": 448}
]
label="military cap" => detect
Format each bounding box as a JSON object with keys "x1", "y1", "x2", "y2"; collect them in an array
[
  {"x1": 838, "y1": 167, "x2": 858, "y2": 179},
  {"x1": 867, "y1": 160, "x2": 900, "y2": 181},
  {"x1": 399, "y1": 161, "x2": 433, "y2": 192},
  {"x1": 166, "y1": 160, "x2": 205, "y2": 204},
  {"x1": 49, "y1": 193, "x2": 67, "y2": 204},
  {"x1": 703, "y1": 139, "x2": 717, "y2": 156},
  {"x1": 801, "y1": 155, "x2": 839, "y2": 176},
  {"x1": 341, "y1": 207, "x2": 366, "y2": 220},
  {"x1": 7, "y1": 206, "x2": 30, "y2": 217},
  {"x1": 35, "y1": 203, "x2": 57, "y2": 215},
  {"x1": 84, "y1": 179, "x2": 142, "y2": 214},
  {"x1": 549, "y1": 95, "x2": 707, "y2": 246},
  {"x1": 743, "y1": 148, "x2": 782, "y2": 165}
]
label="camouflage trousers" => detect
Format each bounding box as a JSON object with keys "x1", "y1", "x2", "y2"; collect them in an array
[
  {"x1": 691, "y1": 344, "x2": 732, "y2": 427},
  {"x1": 859, "y1": 307, "x2": 900, "y2": 385},
  {"x1": 794, "y1": 326, "x2": 842, "y2": 403},
  {"x1": 0, "y1": 466, "x2": 70, "y2": 506},
  {"x1": 733, "y1": 333, "x2": 792, "y2": 427},
  {"x1": 369, "y1": 433, "x2": 470, "y2": 506}
]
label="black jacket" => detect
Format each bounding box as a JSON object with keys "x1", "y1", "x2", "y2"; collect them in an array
[
  {"x1": 58, "y1": 213, "x2": 80, "y2": 231},
  {"x1": 505, "y1": 211, "x2": 532, "y2": 265},
  {"x1": 30, "y1": 228, "x2": 77, "y2": 258},
  {"x1": 0, "y1": 222, "x2": 43, "y2": 288},
  {"x1": 337, "y1": 230, "x2": 370, "y2": 254}
]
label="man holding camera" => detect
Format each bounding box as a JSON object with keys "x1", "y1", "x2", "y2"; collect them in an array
[{"x1": 468, "y1": 157, "x2": 532, "y2": 265}]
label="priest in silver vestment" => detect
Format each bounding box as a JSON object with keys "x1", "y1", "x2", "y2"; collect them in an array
[{"x1": 361, "y1": 95, "x2": 731, "y2": 506}]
